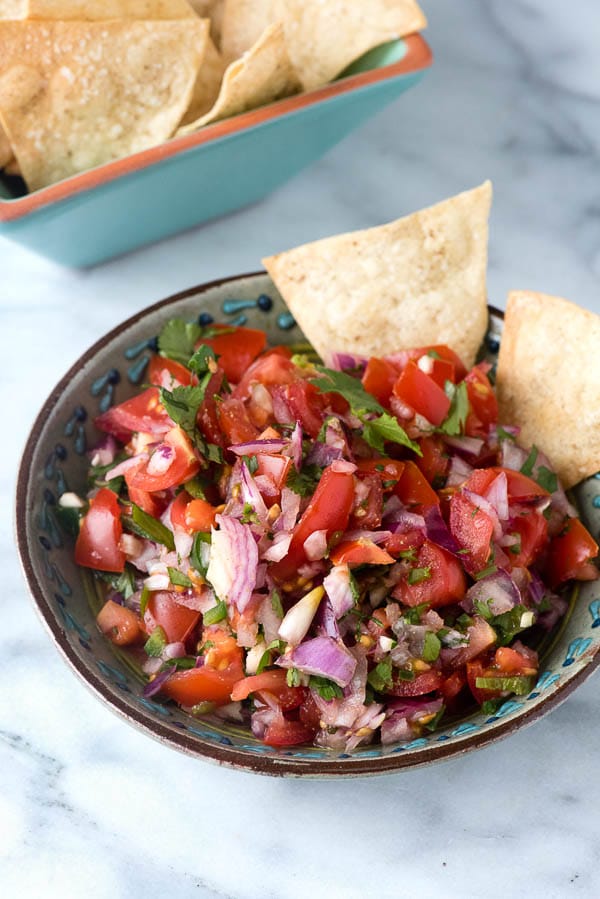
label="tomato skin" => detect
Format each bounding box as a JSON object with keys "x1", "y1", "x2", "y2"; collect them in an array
[
  {"x1": 75, "y1": 487, "x2": 125, "y2": 573},
  {"x1": 233, "y1": 353, "x2": 298, "y2": 401},
  {"x1": 162, "y1": 662, "x2": 244, "y2": 706},
  {"x1": 143, "y1": 592, "x2": 201, "y2": 644},
  {"x1": 255, "y1": 453, "x2": 291, "y2": 492},
  {"x1": 395, "y1": 460, "x2": 440, "y2": 512},
  {"x1": 198, "y1": 326, "x2": 267, "y2": 384},
  {"x1": 464, "y1": 366, "x2": 498, "y2": 438},
  {"x1": 393, "y1": 360, "x2": 451, "y2": 426},
  {"x1": 329, "y1": 539, "x2": 395, "y2": 568},
  {"x1": 351, "y1": 472, "x2": 383, "y2": 529},
  {"x1": 547, "y1": 518, "x2": 599, "y2": 587},
  {"x1": 465, "y1": 467, "x2": 549, "y2": 502},
  {"x1": 148, "y1": 355, "x2": 194, "y2": 387},
  {"x1": 126, "y1": 483, "x2": 166, "y2": 518},
  {"x1": 467, "y1": 646, "x2": 538, "y2": 705},
  {"x1": 217, "y1": 397, "x2": 260, "y2": 445},
  {"x1": 186, "y1": 499, "x2": 219, "y2": 533},
  {"x1": 449, "y1": 492, "x2": 495, "y2": 573},
  {"x1": 198, "y1": 368, "x2": 227, "y2": 446},
  {"x1": 284, "y1": 381, "x2": 326, "y2": 438},
  {"x1": 393, "y1": 539, "x2": 466, "y2": 608},
  {"x1": 495, "y1": 646, "x2": 538, "y2": 675},
  {"x1": 466, "y1": 658, "x2": 499, "y2": 705},
  {"x1": 387, "y1": 670, "x2": 443, "y2": 697},
  {"x1": 231, "y1": 670, "x2": 306, "y2": 710},
  {"x1": 129, "y1": 427, "x2": 200, "y2": 492},
  {"x1": 263, "y1": 712, "x2": 317, "y2": 747},
  {"x1": 362, "y1": 357, "x2": 400, "y2": 406},
  {"x1": 95, "y1": 387, "x2": 170, "y2": 441},
  {"x1": 506, "y1": 510, "x2": 548, "y2": 568},
  {"x1": 417, "y1": 436, "x2": 449, "y2": 487},
  {"x1": 440, "y1": 670, "x2": 466, "y2": 703},
  {"x1": 356, "y1": 458, "x2": 405, "y2": 488},
  {"x1": 412, "y1": 345, "x2": 467, "y2": 381},
  {"x1": 96, "y1": 599, "x2": 141, "y2": 646},
  {"x1": 271, "y1": 466, "x2": 355, "y2": 583}
]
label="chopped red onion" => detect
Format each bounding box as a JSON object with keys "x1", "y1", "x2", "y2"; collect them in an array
[
  {"x1": 229, "y1": 439, "x2": 287, "y2": 456},
  {"x1": 277, "y1": 636, "x2": 357, "y2": 687},
  {"x1": 262, "y1": 531, "x2": 293, "y2": 562},
  {"x1": 315, "y1": 596, "x2": 341, "y2": 640},
  {"x1": 303, "y1": 529, "x2": 329, "y2": 561},
  {"x1": 442, "y1": 616, "x2": 496, "y2": 669},
  {"x1": 323, "y1": 563, "x2": 355, "y2": 618},
  {"x1": 278, "y1": 586, "x2": 324, "y2": 645},
  {"x1": 278, "y1": 487, "x2": 301, "y2": 531},
  {"x1": 463, "y1": 488, "x2": 502, "y2": 540},
  {"x1": 312, "y1": 647, "x2": 367, "y2": 728},
  {"x1": 90, "y1": 434, "x2": 118, "y2": 467},
  {"x1": 239, "y1": 461, "x2": 269, "y2": 526},
  {"x1": 254, "y1": 474, "x2": 279, "y2": 499},
  {"x1": 173, "y1": 527, "x2": 193, "y2": 561},
  {"x1": 462, "y1": 569, "x2": 521, "y2": 616},
  {"x1": 104, "y1": 453, "x2": 147, "y2": 482},
  {"x1": 270, "y1": 386, "x2": 293, "y2": 424},
  {"x1": 206, "y1": 514, "x2": 258, "y2": 613},
  {"x1": 143, "y1": 668, "x2": 173, "y2": 698},
  {"x1": 306, "y1": 442, "x2": 342, "y2": 468},
  {"x1": 257, "y1": 592, "x2": 283, "y2": 644},
  {"x1": 424, "y1": 506, "x2": 460, "y2": 554},
  {"x1": 287, "y1": 421, "x2": 303, "y2": 471},
  {"x1": 343, "y1": 529, "x2": 392, "y2": 545},
  {"x1": 484, "y1": 471, "x2": 509, "y2": 521},
  {"x1": 173, "y1": 585, "x2": 215, "y2": 612},
  {"x1": 501, "y1": 441, "x2": 529, "y2": 471},
  {"x1": 445, "y1": 435, "x2": 485, "y2": 457},
  {"x1": 330, "y1": 351, "x2": 367, "y2": 373},
  {"x1": 446, "y1": 454, "x2": 474, "y2": 487},
  {"x1": 331, "y1": 459, "x2": 357, "y2": 474},
  {"x1": 142, "y1": 656, "x2": 163, "y2": 675},
  {"x1": 163, "y1": 641, "x2": 186, "y2": 660},
  {"x1": 147, "y1": 444, "x2": 174, "y2": 475}
]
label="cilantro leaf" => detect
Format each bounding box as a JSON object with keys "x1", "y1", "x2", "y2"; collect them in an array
[
  {"x1": 309, "y1": 366, "x2": 384, "y2": 415},
  {"x1": 362, "y1": 412, "x2": 421, "y2": 456},
  {"x1": 123, "y1": 503, "x2": 175, "y2": 551},
  {"x1": 168, "y1": 567, "x2": 193, "y2": 588},
  {"x1": 286, "y1": 463, "x2": 322, "y2": 497},
  {"x1": 520, "y1": 445, "x2": 539, "y2": 477},
  {"x1": 408, "y1": 567, "x2": 431, "y2": 585},
  {"x1": 159, "y1": 385, "x2": 207, "y2": 437},
  {"x1": 188, "y1": 345, "x2": 217, "y2": 377},
  {"x1": 286, "y1": 668, "x2": 301, "y2": 687},
  {"x1": 367, "y1": 658, "x2": 393, "y2": 692},
  {"x1": 422, "y1": 631, "x2": 441, "y2": 662},
  {"x1": 309, "y1": 675, "x2": 344, "y2": 700},
  {"x1": 438, "y1": 381, "x2": 469, "y2": 436},
  {"x1": 190, "y1": 532, "x2": 211, "y2": 576},
  {"x1": 203, "y1": 600, "x2": 228, "y2": 625},
  {"x1": 270, "y1": 590, "x2": 284, "y2": 619},
  {"x1": 158, "y1": 319, "x2": 203, "y2": 366},
  {"x1": 536, "y1": 466, "x2": 558, "y2": 493},
  {"x1": 97, "y1": 566, "x2": 136, "y2": 600}
]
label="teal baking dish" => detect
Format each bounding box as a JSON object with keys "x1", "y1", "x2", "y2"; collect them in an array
[{"x1": 0, "y1": 35, "x2": 431, "y2": 267}]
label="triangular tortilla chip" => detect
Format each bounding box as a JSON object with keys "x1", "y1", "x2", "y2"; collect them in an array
[
  {"x1": 26, "y1": 0, "x2": 196, "y2": 17},
  {"x1": 180, "y1": 36, "x2": 226, "y2": 126},
  {"x1": 0, "y1": 122, "x2": 12, "y2": 166},
  {"x1": 263, "y1": 183, "x2": 492, "y2": 369},
  {"x1": 189, "y1": 0, "x2": 225, "y2": 46},
  {"x1": 0, "y1": 1, "x2": 25, "y2": 17},
  {"x1": 177, "y1": 22, "x2": 300, "y2": 134},
  {"x1": 221, "y1": 0, "x2": 426, "y2": 89},
  {"x1": 0, "y1": 19, "x2": 208, "y2": 191},
  {"x1": 496, "y1": 290, "x2": 600, "y2": 489}
]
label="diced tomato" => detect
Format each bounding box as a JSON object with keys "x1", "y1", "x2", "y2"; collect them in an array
[
  {"x1": 494, "y1": 646, "x2": 538, "y2": 675},
  {"x1": 411, "y1": 345, "x2": 467, "y2": 381},
  {"x1": 466, "y1": 645, "x2": 538, "y2": 705},
  {"x1": 255, "y1": 453, "x2": 292, "y2": 501},
  {"x1": 393, "y1": 360, "x2": 451, "y2": 426},
  {"x1": 350, "y1": 472, "x2": 383, "y2": 529},
  {"x1": 440, "y1": 670, "x2": 466, "y2": 703},
  {"x1": 231, "y1": 670, "x2": 306, "y2": 710},
  {"x1": 356, "y1": 458, "x2": 405, "y2": 488},
  {"x1": 75, "y1": 487, "x2": 125, "y2": 573},
  {"x1": 126, "y1": 483, "x2": 166, "y2": 518},
  {"x1": 329, "y1": 539, "x2": 395, "y2": 568},
  {"x1": 170, "y1": 490, "x2": 191, "y2": 530},
  {"x1": 233, "y1": 353, "x2": 298, "y2": 401},
  {"x1": 95, "y1": 387, "x2": 170, "y2": 442},
  {"x1": 217, "y1": 396, "x2": 260, "y2": 445},
  {"x1": 263, "y1": 710, "x2": 317, "y2": 747},
  {"x1": 201, "y1": 626, "x2": 243, "y2": 669},
  {"x1": 466, "y1": 657, "x2": 500, "y2": 705},
  {"x1": 416, "y1": 435, "x2": 450, "y2": 487},
  {"x1": 284, "y1": 380, "x2": 326, "y2": 438},
  {"x1": 449, "y1": 492, "x2": 495, "y2": 572},
  {"x1": 395, "y1": 460, "x2": 440, "y2": 512},
  {"x1": 198, "y1": 326, "x2": 267, "y2": 384},
  {"x1": 299, "y1": 692, "x2": 322, "y2": 730},
  {"x1": 384, "y1": 529, "x2": 426, "y2": 556},
  {"x1": 393, "y1": 539, "x2": 466, "y2": 608},
  {"x1": 96, "y1": 599, "x2": 141, "y2": 646},
  {"x1": 271, "y1": 465, "x2": 355, "y2": 583},
  {"x1": 162, "y1": 661, "x2": 244, "y2": 706},
  {"x1": 148, "y1": 355, "x2": 194, "y2": 387},
  {"x1": 547, "y1": 517, "x2": 599, "y2": 587},
  {"x1": 143, "y1": 591, "x2": 201, "y2": 644},
  {"x1": 261, "y1": 345, "x2": 293, "y2": 360},
  {"x1": 506, "y1": 510, "x2": 548, "y2": 568},
  {"x1": 465, "y1": 467, "x2": 549, "y2": 502},
  {"x1": 198, "y1": 368, "x2": 227, "y2": 446},
  {"x1": 128, "y1": 427, "x2": 200, "y2": 493},
  {"x1": 464, "y1": 365, "x2": 498, "y2": 438},
  {"x1": 185, "y1": 498, "x2": 218, "y2": 533},
  {"x1": 387, "y1": 670, "x2": 443, "y2": 697},
  {"x1": 362, "y1": 357, "x2": 400, "y2": 406}
]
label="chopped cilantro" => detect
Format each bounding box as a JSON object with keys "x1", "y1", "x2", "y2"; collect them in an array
[
  {"x1": 309, "y1": 675, "x2": 344, "y2": 700},
  {"x1": 98, "y1": 565, "x2": 136, "y2": 600},
  {"x1": 158, "y1": 319, "x2": 203, "y2": 366},
  {"x1": 423, "y1": 705, "x2": 445, "y2": 732},
  {"x1": 144, "y1": 626, "x2": 167, "y2": 657},
  {"x1": 286, "y1": 463, "x2": 322, "y2": 497},
  {"x1": 473, "y1": 597, "x2": 494, "y2": 620},
  {"x1": 481, "y1": 697, "x2": 505, "y2": 715},
  {"x1": 536, "y1": 466, "x2": 558, "y2": 493},
  {"x1": 159, "y1": 384, "x2": 207, "y2": 438},
  {"x1": 422, "y1": 631, "x2": 441, "y2": 662},
  {"x1": 168, "y1": 567, "x2": 193, "y2": 588},
  {"x1": 399, "y1": 547, "x2": 418, "y2": 563},
  {"x1": 162, "y1": 656, "x2": 197, "y2": 670},
  {"x1": 395, "y1": 668, "x2": 416, "y2": 681},
  {"x1": 473, "y1": 564, "x2": 498, "y2": 581},
  {"x1": 242, "y1": 455, "x2": 259, "y2": 475},
  {"x1": 270, "y1": 590, "x2": 284, "y2": 619},
  {"x1": 438, "y1": 382, "x2": 469, "y2": 436},
  {"x1": 367, "y1": 658, "x2": 393, "y2": 692},
  {"x1": 190, "y1": 531, "x2": 211, "y2": 576},
  {"x1": 286, "y1": 667, "x2": 301, "y2": 687},
  {"x1": 184, "y1": 477, "x2": 207, "y2": 500},
  {"x1": 349, "y1": 571, "x2": 360, "y2": 605},
  {"x1": 362, "y1": 412, "x2": 421, "y2": 456},
  {"x1": 203, "y1": 600, "x2": 227, "y2": 625},
  {"x1": 496, "y1": 426, "x2": 516, "y2": 442},
  {"x1": 256, "y1": 640, "x2": 286, "y2": 675},
  {"x1": 188, "y1": 344, "x2": 217, "y2": 376},
  {"x1": 508, "y1": 533, "x2": 522, "y2": 555},
  {"x1": 408, "y1": 567, "x2": 431, "y2": 585},
  {"x1": 520, "y1": 445, "x2": 539, "y2": 477},
  {"x1": 139, "y1": 585, "x2": 150, "y2": 617},
  {"x1": 123, "y1": 503, "x2": 175, "y2": 551},
  {"x1": 403, "y1": 603, "x2": 429, "y2": 624},
  {"x1": 490, "y1": 604, "x2": 532, "y2": 645},
  {"x1": 241, "y1": 502, "x2": 259, "y2": 524},
  {"x1": 309, "y1": 365, "x2": 384, "y2": 415}
]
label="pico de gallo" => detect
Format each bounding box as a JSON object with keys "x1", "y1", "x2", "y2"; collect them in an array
[{"x1": 64, "y1": 318, "x2": 599, "y2": 750}]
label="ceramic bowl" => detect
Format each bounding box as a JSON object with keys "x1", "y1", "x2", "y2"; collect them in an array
[
  {"x1": 0, "y1": 36, "x2": 430, "y2": 268},
  {"x1": 16, "y1": 272, "x2": 600, "y2": 776}
]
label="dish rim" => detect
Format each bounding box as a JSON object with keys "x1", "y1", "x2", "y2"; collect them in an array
[
  {"x1": 16, "y1": 271, "x2": 600, "y2": 777},
  {"x1": 0, "y1": 33, "x2": 431, "y2": 224}
]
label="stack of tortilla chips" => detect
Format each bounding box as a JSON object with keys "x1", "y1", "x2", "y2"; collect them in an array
[{"x1": 0, "y1": 0, "x2": 426, "y2": 191}]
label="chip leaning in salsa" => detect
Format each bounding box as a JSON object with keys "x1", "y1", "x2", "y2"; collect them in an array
[{"x1": 66, "y1": 319, "x2": 599, "y2": 750}]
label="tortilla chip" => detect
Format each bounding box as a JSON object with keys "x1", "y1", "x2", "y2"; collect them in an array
[
  {"x1": 0, "y1": 19, "x2": 208, "y2": 191},
  {"x1": 0, "y1": 1, "x2": 25, "y2": 18},
  {"x1": 4, "y1": 155, "x2": 19, "y2": 175},
  {"x1": 180, "y1": 36, "x2": 226, "y2": 126},
  {"x1": 189, "y1": 0, "x2": 225, "y2": 46},
  {"x1": 220, "y1": 0, "x2": 277, "y2": 62},
  {"x1": 496, "y1": 290, "x2": 600, "y2": 489},
  {"x1": 0, "y1": 122, "x2": 12, "y2": 167},
  {"x1": 221, "y1": 0, "x2": 426, "y2": 89},
  {"x1": 263, "y1": 182, "x2": 492, "y2": 369},
  {"x1": 26, "y1": 0, "x2": 196, "y2": 17},
  {"x1": 177, "y1": 22, "x2": 300, "y2": 134}
]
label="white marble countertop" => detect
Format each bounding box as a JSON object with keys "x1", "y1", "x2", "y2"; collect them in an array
[{"x1": 3, "y1": 1, "x2": 600, "y2": 896}]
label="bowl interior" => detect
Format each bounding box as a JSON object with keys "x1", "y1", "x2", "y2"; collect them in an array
[{"x1": 17, "y1": 273, "x2": 600, "y2": 776}]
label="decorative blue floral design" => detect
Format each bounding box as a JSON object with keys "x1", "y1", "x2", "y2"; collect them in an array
[
  {"x1": 527, "y1": 670, "x2": 560, "y2": 700},
  {"x1": 563, "y1": 638, "x2": 592, "y2": 666},
  {"x1": 589, "y1": 600, "x2": 600, "y2": 628}
]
